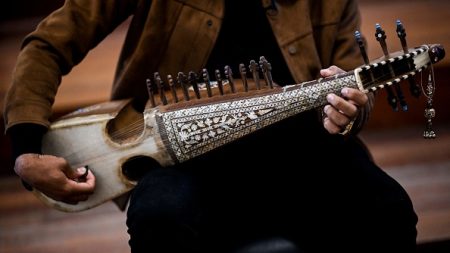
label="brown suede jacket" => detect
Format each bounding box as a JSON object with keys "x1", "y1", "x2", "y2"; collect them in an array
[{"x1": 3, "y1": 0, "x2": 373, "y2": 132}]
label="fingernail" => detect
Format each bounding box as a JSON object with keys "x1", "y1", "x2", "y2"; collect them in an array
[
  {"x1": 326, "y1": 94, "x2": 334, "y2": 102},
  {"x1": 77, "y1": 166, "x2": 89, "y2": 177},
  {"x1": 323, "y1": 105, "x2": 330, "y2": 114}
]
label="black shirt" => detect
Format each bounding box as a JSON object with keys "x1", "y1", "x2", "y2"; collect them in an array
[{"x1": 205, "y1": 0, "x2": 295, "y2": 86}]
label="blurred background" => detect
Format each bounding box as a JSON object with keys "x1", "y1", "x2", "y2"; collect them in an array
[{"x1": 1, "y1": 0, "x2": 449, "y2": 252}]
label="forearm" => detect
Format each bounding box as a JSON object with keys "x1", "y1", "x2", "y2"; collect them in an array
[
  {"x1": 3, "y1": 39, "x2": 65, "y2": 131},
  {"x1": 4, "y1": 0, "x2": 136, "y2": 131}
]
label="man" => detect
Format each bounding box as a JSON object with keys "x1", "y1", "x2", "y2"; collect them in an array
[{"x1": 4, "y1": 0, "x2": 418, "y2": 252}]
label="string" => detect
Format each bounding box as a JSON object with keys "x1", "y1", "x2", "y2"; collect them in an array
[{"x1": 53, "y1": 117, "x2": 146, "y2": 168}]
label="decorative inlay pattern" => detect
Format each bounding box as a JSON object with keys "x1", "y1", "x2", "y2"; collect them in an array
[{"x1": 157, "y1": 73, "x2": 357, "y2": 162}]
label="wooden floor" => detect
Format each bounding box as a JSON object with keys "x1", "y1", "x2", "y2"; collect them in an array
[{"x1": 1, "y1": 1, "x2": 450, "y2": 252}]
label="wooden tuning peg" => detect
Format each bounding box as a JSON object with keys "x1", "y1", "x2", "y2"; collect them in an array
[
  {"x1": 177, "y1": 72, "x2": 190, "y2": 101},
  {"x1": 259, "y1": 56, "x2": 274, "y2": 89},
  {"x1": 214, "y1": 69, "x2": 224, "y2": 95},
  {"x1": 167, "y1": 74, "x2": 178, "y2": 103},
  {"x1": 375, "y1": 23, "x2": 403, "y2": 111},
  {"x1": 146, "y1": 78, "x2": 156, "y2": 107},
  {"x1": 355, "y1": 31, "x2": 370, "y2": 65},
  {"x1": 239, "y1": 63, "x2": 249, "y2": 92},
  {"x1": 249, "y1": 60, "x2": 261, "y2": 90},
  {"x1": 202, "y1": 69, "x2": 213, "y2": 97},
  {"x1": 154, "y1": 72, "x2": 168, "y2": 105},
  {"x1": 188, "y1": 71, "x2": 201, "y2": 99},
  {"x1": 224, "y1": 65, "x2": 236, "y2": 93},
  {"x1": 396, "y1": 19, "x2": 421, "y2": 98}
]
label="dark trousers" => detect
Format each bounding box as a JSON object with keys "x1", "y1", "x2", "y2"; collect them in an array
[{"x1": 126, "y1": 113, "x2": 418, "y2": 253}]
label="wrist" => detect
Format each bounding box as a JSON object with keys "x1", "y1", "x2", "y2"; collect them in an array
[{"x1": 14, "y1": 153, "x2": 41, "y2": 192}]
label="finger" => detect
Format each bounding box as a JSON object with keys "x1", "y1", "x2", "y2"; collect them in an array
[
  {"x1": 341, "y1": 88, "x2": 368, "y2": 107},
  {"x1": 320, "y1": 65, "x2": 345, "y2": 77},
  {"x1": 326, "y1": 94, "x2": 359, "y2": 118},
  {"x1": 72, "y1": 166, "x2": 90, "y2": 183},
  {"x1": 66, "y1": 171, "x2": 95, "y2": 195},
  {"x1": 323, "y1": 105, "x2": 352, "y2": 127},
  {"x1": 45, "y1": 156, "x2": 80, "y2": 180},
  {"x1": 323, "y1": 117, "x2": 341, "y2": 134}
]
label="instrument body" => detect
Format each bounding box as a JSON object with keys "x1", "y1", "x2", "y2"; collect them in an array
[
  {"x1": 40, "y1": 100, "x2": 171, "y2": 211},
  {"x1": 38, "y1": 44, "x2": 444, "y2": 212}
]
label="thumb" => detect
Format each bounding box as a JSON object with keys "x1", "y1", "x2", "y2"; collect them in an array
[
  {"x1": 66, "y1": 166, "x2": 89, "y2": 181},
  {"x1": 320, "y1": 65, "x2": 344, "y2": 77},
  {"x1": 320, "y1": 68, "x2": 333, "y2": 77}
]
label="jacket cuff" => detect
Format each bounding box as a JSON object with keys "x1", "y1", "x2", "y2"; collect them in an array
[
  {"x1": 7, "y1": 123, "x2": 47, "y2": 160},
  {"x1": 7, "y1": 123, "x2": 47, "y2": 191}
]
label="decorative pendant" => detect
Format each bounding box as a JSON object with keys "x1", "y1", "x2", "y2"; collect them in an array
[{"x1": 423, "y1": 70, "x2": 436, "y2": 139}]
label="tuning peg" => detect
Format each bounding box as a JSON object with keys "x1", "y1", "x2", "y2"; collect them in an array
[
  {"x1": 214, "y1": 69, "x2": 224, "y2": 95},
  {"x1": 224, "y1": 65, "x2": 236, "y2": 93},
  {"x1": 188, "y1": 71, "x2": 201, "y2": 99},
  {"x1": 396, "y1": 20, "x2": 421, "y2": 98},
  {"x1": 375, "y1": 23, "x2": 389, "y2": 57},
  {"x1": 355, "y1": 30, "x2": 379, "y2": 96},
  {"x1": 249, "y1": 60, "x2": 261, "y2": 90},
  {"x1": 395, "y1": 85, "x2": 408, "y2": 111},
  {"x1": 146, "y1": 78, "x2": 156, "y2": 107},
  {"x1": 177, "y1": 72, "x2": 190, "y2": 101},
  {"x1": 167, "y1": 74, "x2": 178, "y2": 103},
  {"x1": 202, "y1": 69, "x2": 213, "y2": 97},
  {"x1": 355, "y1": 31, "x2": 370, "y2": 65},
  {"x1": 239, "y1": 63, "x2": 249, "y2": 92},
  {"x1": 396, "y1": 20, "x2": 408, "y2": 53},
  {"x1": 375, "y1": 23, "x2": 403, "y2": 111},
  {"x1": 154, "y1": 72, "x2": 168, "y2": 105},
  {"x1": 259, "y1": 56, "x2": 274, "y2": 89}
]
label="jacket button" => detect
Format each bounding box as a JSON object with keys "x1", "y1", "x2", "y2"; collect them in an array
[
  {"x1": 207, "y1": 19, "x2": 213, "y2": 26},
  {"x1": 288, "y1": 46, "x2": 297, "y2": 55}
]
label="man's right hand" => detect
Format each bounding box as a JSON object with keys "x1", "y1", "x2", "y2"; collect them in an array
[{"x1": 14, "y1": 154, "x2": 96, "y2": 205}]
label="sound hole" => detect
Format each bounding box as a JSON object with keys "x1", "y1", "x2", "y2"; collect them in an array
[
  {"x1": 122, "y1": 155, "x2": 161, "y2": 181},
  {"x1": 106, "y1": 100, "x2": 145, "y2": 144}
]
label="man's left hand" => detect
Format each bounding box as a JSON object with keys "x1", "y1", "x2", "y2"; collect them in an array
[{"x1": 320, "y1": 65, "x2": 369, "y2": 135}]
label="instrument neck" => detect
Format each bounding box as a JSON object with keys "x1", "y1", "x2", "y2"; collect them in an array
[{"x1": 154, "y1": 72, "x2": 357, "y2": 163}]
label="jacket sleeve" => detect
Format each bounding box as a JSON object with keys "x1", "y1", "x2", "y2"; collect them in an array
[{"x1": 3, "y1": 0, "x2": 137, "y2": 132}]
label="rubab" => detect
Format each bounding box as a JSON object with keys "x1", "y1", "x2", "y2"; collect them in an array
[{"x1": 35, "y1": 21, "x2": 445, "y2": 212}]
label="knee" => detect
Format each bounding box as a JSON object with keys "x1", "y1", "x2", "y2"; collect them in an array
[{"x1": 126, "y1": 167, "x2": 199, "y2": 229}]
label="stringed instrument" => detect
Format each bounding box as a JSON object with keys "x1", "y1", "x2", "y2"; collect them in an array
[{"x1": 36, "y1": 23, "x2": 445, "y2": 212}]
